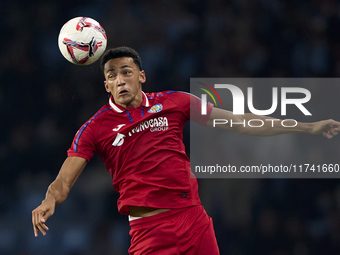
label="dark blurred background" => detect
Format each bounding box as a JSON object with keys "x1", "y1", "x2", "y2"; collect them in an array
[{"x1": 1, "y1": 0, "x2": 340, "y2": 254}]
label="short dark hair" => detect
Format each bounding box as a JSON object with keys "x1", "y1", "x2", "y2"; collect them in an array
[{"x1": 100, "y1": 46, "x2": 142, "y2": 73}]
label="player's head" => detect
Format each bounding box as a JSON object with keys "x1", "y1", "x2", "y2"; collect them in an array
[
  {"x1": 102, "y1": 46, "x2": 146, "y2": 109},
  {"x1": 100, "y1": 46, "x2": 142, "y2": 73}
]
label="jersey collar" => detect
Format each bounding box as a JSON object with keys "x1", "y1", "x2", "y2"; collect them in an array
[{"x1": 109, "y1": 91, "x2": 150, "y2": 113}]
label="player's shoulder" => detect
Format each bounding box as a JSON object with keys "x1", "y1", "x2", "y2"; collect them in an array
[
  {"x1": 146, "y1": 90, "x2": 193, "y2": 101},
  {"x1": 82, "y1": 104, "x2": 112, "y2": 126},
  {"x1": 93, "y1": 104, "x2": 112, "y2": 117}
]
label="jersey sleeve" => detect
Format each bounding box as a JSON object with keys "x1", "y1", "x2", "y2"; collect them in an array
[
  {"x1": 189, "y1": 93, "x2": 214, "y2": 125},
  {"x1": 167, "y1": 91, "x2": 214, "y2": 125},
  {"x1": 67, "y1": 122, "x2": 96, "y2": 162}
]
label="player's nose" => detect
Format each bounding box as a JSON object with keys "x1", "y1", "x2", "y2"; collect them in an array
[{"x1": 116, "y1": 73, "x2": 125, "y2": 86}]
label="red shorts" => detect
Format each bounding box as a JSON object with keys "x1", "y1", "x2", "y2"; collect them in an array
[{"x1": 128, "y1": 205, "x2": 220, "y2": 255}]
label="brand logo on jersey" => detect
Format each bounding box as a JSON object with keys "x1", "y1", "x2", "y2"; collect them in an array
[
  {"x1": 148, "y1": 104, "x2": 163, "y2": 113},
  {"x1": 112, "y1": 117, "x2": 169, "y2": 147},
  {"x1": 112, "y1": 133, "x2": 125, "y2": 146},
  {"x1": 128, "y1": 117, "x2": 169, "y2": 136},
  {"x1": 112, "y1": 124, "x2": 126, "y2": 131},
  {"x1": 111, "y1": 117, "x2": 169, "y2": 147}
]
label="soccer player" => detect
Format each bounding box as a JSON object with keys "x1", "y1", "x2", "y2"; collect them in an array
[{"x1": 32, "y1": 46, "x2": 340, "y2": 254}]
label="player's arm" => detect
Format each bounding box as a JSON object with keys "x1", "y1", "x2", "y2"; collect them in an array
[
  {"x1": 32, "y1": 156, "x2": 87, "y2": 237},
  {"x1": 206, "y1": 107, "x2": 340, "y2": 138}
]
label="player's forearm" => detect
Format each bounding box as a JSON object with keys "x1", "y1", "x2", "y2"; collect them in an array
[
  {"x1": 209, "y1": 108, "x2": 312, "y2": 136},
  {"x1": 42, "y1": 156, "x2": 87, "y2": 205},
  {"x1": 235, "y1": 113, "x2": 313, "y2": 136},
  {"x1": 44, "y1": 178, "x2": 71, "y2": 206}
]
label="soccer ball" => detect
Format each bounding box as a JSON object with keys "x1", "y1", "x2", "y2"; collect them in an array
[{"x1": 58, "y1": 17, "x2": 107, "y2": 65}]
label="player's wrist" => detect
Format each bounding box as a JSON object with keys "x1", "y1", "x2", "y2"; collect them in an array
[
  {"x1": 306, "y1": 122, "x2": 317, "y2": 135},
  {"x1": 42, "y1": 197, "x2": 56, "y2": 206}
]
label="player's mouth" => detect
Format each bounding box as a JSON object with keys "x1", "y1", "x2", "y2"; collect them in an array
[{"x1": 119, "y1": 90, "x2": 129, "y2": 96}]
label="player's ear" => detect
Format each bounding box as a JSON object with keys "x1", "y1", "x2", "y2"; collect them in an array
[
  {"x1": 104, "y1": 81, "x2": 110, "y2": 93},
  {"x1": 139, "y1": 70, "x2": 146, "y2": 84}
]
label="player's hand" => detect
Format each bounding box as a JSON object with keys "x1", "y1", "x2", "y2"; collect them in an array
[
  {"x1": 310, "y1": 119, "x2": 340, "y2": 139},
  {"x1": 32, "y1": 199, "x2": 55, "y2": 237}
]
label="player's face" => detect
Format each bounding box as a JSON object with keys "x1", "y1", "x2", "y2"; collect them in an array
[{"x1": 104, "y1": 57, "x2": 146, "y2": 109}]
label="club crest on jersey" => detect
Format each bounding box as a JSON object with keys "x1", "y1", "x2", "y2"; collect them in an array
[{"x1": 148, "y1": 104, "x2": 163, "y2": 113}]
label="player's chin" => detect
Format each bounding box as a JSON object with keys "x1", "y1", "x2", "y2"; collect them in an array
[
  {"x1": 117, "y1": 97, "x2": 132, "y2": 105},
  {"x1": 115, "y1": 94, "x2": 128, "y2": 100}
]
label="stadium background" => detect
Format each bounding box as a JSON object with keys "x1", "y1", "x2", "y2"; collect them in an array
[{"x1": 1, "y1": 0, "x2": 340, "y2": 254}]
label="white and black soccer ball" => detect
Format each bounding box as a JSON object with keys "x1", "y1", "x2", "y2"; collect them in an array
[{"x1": 58, "y1": 17, "x2": 107, "y2": 65}]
